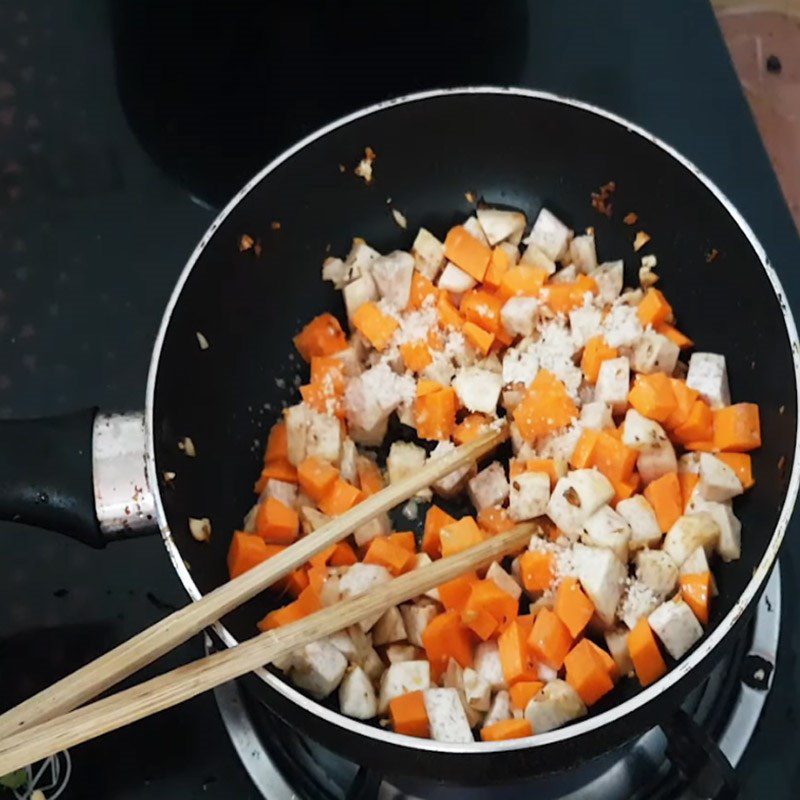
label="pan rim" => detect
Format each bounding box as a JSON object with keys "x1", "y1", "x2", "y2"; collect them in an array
[{"x1": 144, "y1": 85, "x2": 800, "y2": 755}]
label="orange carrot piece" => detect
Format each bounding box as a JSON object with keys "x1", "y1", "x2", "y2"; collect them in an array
[
  {"x1": 678, "y1": 471, "x2": 700, "y2": 510},
  {"x1": 508, "y1": 680, "x2": 544, "y2": 711},
  {"x1": 584, "y1": 638, "x2": 620, "y2": 681},
  {"x1": 258, "y1": 584, "x2": 321, "y2": 631},
  {"x1": 356, "y1": 455, "x2": 384, "y2": 496},
  {"x1": 437, "y1": 572, "x2": 479, "y2": 611},
  {"x1": 422, "y1": 609, "x2": 475, "y2": 677},
  {"x1": 628, "y1": 617, "x2": 667, "y2": 687},
  {"x1": 637, "y1": 288, "x2": 673, "y2": 327},
  {"x1": 329, "y1": 541, "x2": 358, "y2": 566},
  {"x1": 293, "y1": 313, "x2": 348, "y2": 361},
  {"x1": 285, "y1": 568, "x2": 310, "y2": 597},
  {"x1": 664, "y1": 379, "x2": 700, "y2": 430},
  {"x1": 389, "y1": 531, "x2": 417, "y2": 553},
  {"x1": 680, "y1": 572, "x2": 711, "y2": 625},
  {"x1": 483, "y1": 246, "x2": 511, "y2": 290},
  {"x1": 554, "y1": 577, "x2": 595, "y2": 638},
  {"x1": 417, "y1": 378, "x2": 444, "y2": 397},
  {"x1": 541, "y1": 275, "x2": 597, "y2": 314},
  {"x1": 255, "y1": 496, "x2": 300, "y2": 545},
  {"x1": 414, "y1": 386, "x2": 458, "y2": 440},
  {"x1": 399, "y1": 340, "x2": 433, "y2": 372},
  {"x1": 643, "y1": 471, "x2": 682, "y2": 532},
  {"x1": 463, "y1": 321, "x2": 495, "y2": 354},
  {"x1": 481, "y1": 718, "x2": 533, "y2": 741},
  {"x1": 408, "y1": 271, "x2": 437, "y2": 310},
  {"x1": 465, "y1": 579, "x2": 519, "y2": 629},
  {"x1": 264, "y1": 421, "x2": 289, "y2": 464},
  {"x1": 423, "y1": 505, "x2": 457, "y2": 559},
  {"x1": 462, "y1": 606, "x2": 499, "y2": 640},
  {"x1": 460, "y1": 289, "x2": 503, "y2": 333},
  {"x1": 444, "y1": 225, "x2": 492, "y2": 282},
  {"x1": 524, "y1": 458, "x2": 562, "y2": 488},
  {"x1": 440, "y1": 517, "x2": 485, "y2": 558},
  {"x1": 570, "y1": 429, "x2": 600, "y2": 469},
  {"x1": 227, "y1": 532, "x2": 281, "y2": 580},
  {"x1": 477, "y1": 506, "x2": 515, "y2": 534},
  {"x1": 591, "y1": 431, "x2": 638, "y2": 482},
  {"x1": 716, "y1": 452, "x2": 754, "y2": 490},
  {"x1": 581, "y1": 336, "x2": 619, "y2": 384},
  {"x1": 318, "y1": 477, "x2": 362, "y2": 516},
  {"x1": 518, "y1": 551, "x2": 554, "y2": 593},
  {"x1": 306, "y1": 565, "x2": 327, "y2": 596},
  {"x1": 672, "y1": 399, "x2": 713, "y2": 443},
  {"x1": 436, "y1": 291, "x2": 464, "y2": 330},
  {"x1": 364, "y1": 536, "x2": 414, "y2": 575},
  {"x1": 256, "y1": 459, "x2": 298, "y2": 489},
  {"x1": 497, "y1": 264, "x2": 549, "y2": 300},
  {"x1": 628, "y1": 373, "x2": 677, "y2": 422},
  {"x1": 609, "y1": 471, "x2": 640, "y2": 507},
  {"x1": 713, "y1": 403, "x2": 761, "y2": 452},
  {"x1": 453, "y1": 413, "x2": 490, "y2": 445},
  {"x1": 656, "y1": 322, "x2": 693, "y2": 349},
  {"x1": 297, "y1": 457, "x2": 339, "y2": 502},
  {"x1": 352, "y1": 302, "x2": 399, "y2": 351},
  {"x1": 389, "y1": 691, "x2": 430, "y2": 738},
  {"x1": 527, "y1": 608, "x2": 573, "y2": 671},
  {"x1": 498, "y1": 618, "x2": 538, "y2": 685},
  {"x1": 513, "y1": 369, "x2": 578, "y2": 442},
  {"x1": 564, "y1": 639, "x2": 615, "y2": 706}
]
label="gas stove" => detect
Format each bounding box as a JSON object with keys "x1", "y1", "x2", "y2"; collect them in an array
[{"x1": 212, "y1": 567, "x2": 780, "y2": 800}]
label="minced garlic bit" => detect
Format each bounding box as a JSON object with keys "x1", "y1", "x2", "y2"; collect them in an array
[
  {"x1": 639, "y1": 265, "x2": 659, "y2": 289},
  {"x1": 163, "y1": 470, "x2": 176, "y2": 485},
  {"x1": 338, "y1": 163, "x2": 346, "y2": 173},
  {"x1": 401, "y1": 499, "x2": 418, "y2": 520},
  {"x1": 641, "y1": 254, "x2": 657, "y2": 269},
  {"x1": 354, "y1": 146, "x2": 376, "y2": 184},
  {"x1": 633, "y1": 230, "x2": 651, "y2": 252},
  {"x1": 238, "y1": 234, "x2": 254, "y2": 252},
  {"x1": 189, "y1": 517, "x2": 211, "y2": 542},
  {"x1": 391, "y1": 208, "x2": 408, "y2": 230},
  {"x1": 196, "y1": 331, "x2": 210, "y2": 350},
  {"x1": 178, "y1": 436, "x2": 196, "y2": 457},
  {"x1": 464, "y1": 190, "x2": 476, "y2": 203},
  {"x1": 623, "y1": 212, "x2": 638, "y2": 225}
]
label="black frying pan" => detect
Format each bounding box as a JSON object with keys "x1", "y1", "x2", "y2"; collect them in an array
[{"x1": 1, "y1": 88, "x2": 798, "y2": 784}]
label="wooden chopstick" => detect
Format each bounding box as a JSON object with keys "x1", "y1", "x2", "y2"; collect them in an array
[
  {"x1": 0, "y1": 426, "x2": 506, "y2": 740},
  {"x1": 0, "y1": 520, "x2": 534, "y2": 775}
]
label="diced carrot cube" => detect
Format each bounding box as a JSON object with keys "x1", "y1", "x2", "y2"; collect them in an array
[
  {"x1": 527, "y1": 608, "x2": 573, "y2": 670},
  {"x1": 498, "y1": 618, "x2": 538, "y2": 685},
  {"x1": 408, "y1": 271, "x2": 437, "y2": 310},
  {"x1": 570, "y1": 429, "x2": 600, "y2": 469},
  {"x1": 680, "y1": 571, "x2": 711, "y2": 625},
  {"x1": 389, "y1": 691, "x2": 430, "y2": 738},
  {"x1": 255, "y1": 497, "x2": 300, "y2": 545},
  {"x1": 444, "y1": 225, "x2": 492, "y2": 282},
  {"x1": 297, "y1": 457, "x2": 339, "y2": 502},
  {"x1": 352, "y1": 302, "x2": 399, "y2": 350},
  {"x1": 581, "y1": 336, "x2": 619, "y2": 384},
  {"x1": 257, "y1": 584, "x2": 321, "y2": 631},
  {"x1": 518, "y1": 551, "x2": 554, "y2": 593},
  {"x1": 227, "y1": 531, "x2": 282, "y2": 580},
  {"x1": 477, "y1": 506, "x2": 515, "y2": 534},
  {"x1": 716, "y1": 452, "x2": 754, "y2": 490},
  {"x1": 423, "y1": 505, "x2": 457, "y2": 559},
  {"x1": 329, "y1": 541, "x2": 358, "y2": 566},
  {"x1": 318, "y1": 478, "x2": 362, "y2": 516},
  {"x1": 389, "y1": 531, "x2": 417, "y2": 553},
  {"x1": 437, "y1": 572, "x2": 479, "y2": 611},
  {"x1": 554, "y1": 578, "x2": 595, "y2": 638},
  {"x1": 436, "y1": 291, "x2": 464, "y2": 330},
  {"x1": 508, "y1": 680, "x2": 544, "y2": 711},
  {"x1": 463, "y1": 321, "x2": 495, "y2": 354},
  {"x1": 564, "y1": 639, "x2": 615, "y2": 706},
  {"x1": 643, "y1": 471, "x2": 682, "y2": 532},
  {"x1": 656, "y1": 322, "x2": 693, "y2": 349},
  {"x1": 541, "y1": 275, "x2": 597, "y2": 314},
  {"x1": 285, "y1": 568, "x2": 309, "y2": 597},
  {"x1": 462, "y1": 606, "x2": 499, "y2": 640},
  {"x1": 678, "y1": 471, "x2": 699, "y2": 510},
  {"x1": 664, "y1": 379, "x2": 699, "y2": 430},
  {"x1": 483, "y1": 246, "x2": 511, "y2": 290},
  {"x1": 525, "y1": 458, "x2": 562, "y2": 488},
  {"x1": 609, "y1": 472, "x2": 640, "y2": 506},
  {"x1": 255, "y1": 459, "x2": 298, "y2": 489},
  {"x1": 453, "y1": 413, "x2": 490, "y2": 445},
  {"x1": 672, "y1": 399, "x2": 713, "y2": 444},
  {"x1": 293, "y1": 313, "x2": 348, "y2": 361},
  {"x1": 513, "y1": 369, "x2": 578, "y2": 442},
  {"x1": 628, "y1": 618, "x2": 666, "y2": 687},
  {"x1": 481, "y1": 718, "x2": 533, "y2": 741},
  {"x1": 498, "y1": 264, "x2": 548, "y2": 301},
  {"x1": 460, "y1": 289, "x2": 503, "y2": 333},
  {"x1": 465, "y1": 580, "x2": 519, "y2": 629},
  {"x1": 591, "y1": 431, "x2": 638, "y2": 482},
  {"x1": 356, "y1": 455, "x2": 384, "y2": 496},
  {"x1": 422, "y1": 609, "x2": 475, "y2": 678},
  {"x1": 364, "y1": 536, "x2": 414, "y2": 575},
  {"x1": 306, "y1": 565, "x2": 327, "y2": 596},
  {"x1": 713, "y1": 403, "x2": 761, "y2": 452},
  {"x1": 399, "y1": 340, "x2": 433, "y2": 372},
  {"x1": 637, "y1": 288, "x2": 673, "y2": 327},
  {"x1": 264, "y1": 421, "x2": 289, "y2": 464},
  {"x1": 414, "y1": 386, "x2": 458, "y2": 440},
  {"x1": 628, "y1": 373, "x2": 677, "y2": 422},
  {"x1": 440, "y1": 517, "x2": 485, "y2": 558}
]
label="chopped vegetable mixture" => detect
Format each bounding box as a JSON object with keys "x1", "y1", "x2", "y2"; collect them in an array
[{"x1": 227, "y1": 203, "x2": 760, "y2": 744}]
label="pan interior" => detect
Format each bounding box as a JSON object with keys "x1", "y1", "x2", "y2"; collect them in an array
[{"x1": 151, "y1": 91, "x2": 797, "y2": 734}]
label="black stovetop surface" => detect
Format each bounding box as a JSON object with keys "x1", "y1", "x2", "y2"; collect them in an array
[{"x1": 0, "y1": 1, "x2": 797, "y2": 798}]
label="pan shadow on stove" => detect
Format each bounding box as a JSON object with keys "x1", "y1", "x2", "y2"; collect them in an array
[{"x1": 107, "y1": 0, "x2": 530, "y2": 208}]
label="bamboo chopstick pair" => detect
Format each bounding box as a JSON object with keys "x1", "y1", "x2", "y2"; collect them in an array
[{"x1": 0, "y1": 426, "x2": 532, "y2": 775}]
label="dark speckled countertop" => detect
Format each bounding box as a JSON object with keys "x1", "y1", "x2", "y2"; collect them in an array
[{"x1": 0, "y1": 1, "x2": 798, "y2": 797}]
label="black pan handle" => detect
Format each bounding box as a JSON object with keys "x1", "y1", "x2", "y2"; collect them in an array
[
  {"x1": 663, "y1": 708, "x2": 738, "y2": 799},
  {"x1": 0, "y1": 409, "x2": 158, "y2": 548}
]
